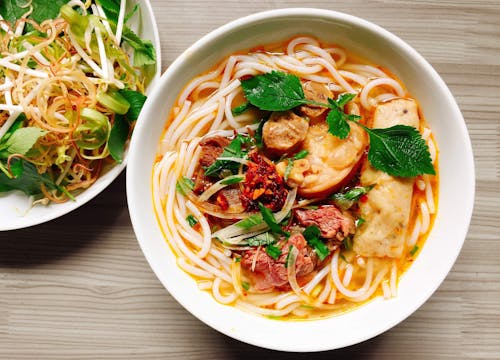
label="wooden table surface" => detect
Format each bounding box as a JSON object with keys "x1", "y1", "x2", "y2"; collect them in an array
[{"x1": 1, "y1": 0, "x2": 499, "y2": 358}]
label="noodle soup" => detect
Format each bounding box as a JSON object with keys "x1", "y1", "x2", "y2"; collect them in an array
[{"x1": 152, "y1": 36, "x2": 438, "y2": 320}]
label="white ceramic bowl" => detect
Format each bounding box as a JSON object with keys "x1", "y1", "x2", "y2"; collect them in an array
[
  {"x1": 0, "y1": 0, "x2": 161, "y2": 231},
  {"x1": 127, "y1": 8, "x2": 474, "y2": 352}
]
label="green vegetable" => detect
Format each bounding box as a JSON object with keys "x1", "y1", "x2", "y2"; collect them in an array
[
  {"x1": 75, "y1": 108, "x2": 110, "y2": 150},
  {"x1": 234, "y1": 256, "x2": 242, "y2": 263},
  {"x1": 97, "y1": 90, "x2": 130, "y2": 115},
  {"x1": 246, "y1": 232, "x2": 276, "y2": 247},
  {"x1": 108, "y1": 115, "x2": 129, "y2": 163},
  {"x1": 258, "y1": 202, "x2": 290, "y2": 237},
  {"x1": 0, "y1": 127, "x2": 46, "y2": 158},
  {"x1": 0, "y1": 0, "x2": 68, "y2": 28},
  {"x1": 410, "y1": 245, "x2": 419, "y2": 256},
  {"x1": 332, "y1": 185, "x2": 374, "y2": 210},
  {"x1": 283, "y1": 150, "x2": 309, "y2": 182},
  {"x1": 118, "y1": 89, "x2": 147, "y2": 121},
  {"x1": 355, "y1": 217, "x2": 366, "y2": 227},
  {"x1": 220, "y1": 175, "x2": 244, "y2": 185},
  {"x1": 0, "y1": 158, "x2": 57, "y2": 195},
  {"x1": 302, "y1": 225, "x2": 330, "y2": 261},
  {"x1": 265, "y1": 244, "x2": 282, "y2": 260},
  {"x1": 204, "y1": 134, "x2": 251, "y2": 177},
  {"x1": 175, "y1": 176, "x2": 194, "y2": 195},
  {"x1": 363, "y1": 125, "x2": 436, "y2": 177},
  {"x1": 232, "y1": 102, "x2": 252, "y2": 116},
  {"x1": 235, "y1": 214, "x2": 264, "y2": 229},
  {"x1": 343, "y1": 236, "x2": 353, "y2": 251},
  {"x1": 96, "y1": 0, "x2": 156, "y2": 67},
  {"x1": 186, "y1": 215, "x2": 198, "y2": 227},
  {"x1": 241, "y1": 281, "x2": 250, "y2": 291},
  {"x1": 241, "y1": 71, "x2": 307, "y2": 111},
  {"x1": 239, "y1": 71, "x2": 435, "y2": 178}
]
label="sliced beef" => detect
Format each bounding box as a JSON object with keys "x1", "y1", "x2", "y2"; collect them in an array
[
  {"x1": 241, "y1": 233, "x2": 317, "y2": 291},
  {"x1": 199, "y1": 136, "x2": 230, "y2": 167},
  {"x1": 262, "y1": 111, "x2": 309, "y2": 156},
  {"x1": 240, "y1": 152, "x2": 288, "y2": 212},
  {"x1": 295, "y1": 205, "x2": 355, "y2": 241},
  {"x1": 216, "y1": 188, "x2": 243, "y2": 211}
]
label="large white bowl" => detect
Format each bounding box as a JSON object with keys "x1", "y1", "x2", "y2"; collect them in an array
[
  {"x1": 0, "y1": 0, "x2": 161, "y2": 231},
  {"x1": 127, "y1": 8, "x2": 474, "y2": 352}
]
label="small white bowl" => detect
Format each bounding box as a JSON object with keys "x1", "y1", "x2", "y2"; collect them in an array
[
  {"x1": 0, "y1": 0, "x2": 161, "y2": 231},
  {"x1": 127, "y1": 8, "x2": 474, "y2": 352}
]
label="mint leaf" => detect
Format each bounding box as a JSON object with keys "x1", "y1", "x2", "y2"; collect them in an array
[
  {"x1": 108, "y1": 115, "x2": 129, "y2": 163},
  {"x1": 0, "y1": 158, "x2": 57, "y2": 195},
  {"x1": 0, "y1": 0, "x2": 68, "y2": 26},
  {"x1": 241, "y1": 71, "x2": 307, "y2": 111},
  {"x1": 121, "y1": 27, "x2": 156, "y2": 67},
  {"x1": 326, "y1": 108, "x2": 350, "y2": 139},
  {"x1": 364, "y1": 124, "x2": 435, "y2": 177},
  {"x1": 1, "y1": 127, "x2": 46, "y2": 158},
  {"x1": 118, "y1": 89, "x2": 147, "y2": 121}
]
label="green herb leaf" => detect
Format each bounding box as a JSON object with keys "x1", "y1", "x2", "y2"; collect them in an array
[
  {"x1": 283, "y1": 150, "x2": 309, "y2": 182},
  {"x1": 343, "y1": 236, "x2": 353, "y2": 250},
  {"x1": 0, "y1": 127, "x2": 46, "y2": 158},
  {"x1": 234, "y1": 256, "x2": 242, "y2": 263},
  {"x1": 232, "y1": 102, "x2": 252, "y2": 116},
  {"x1": 0, "y1": 158, "x2": 57, "y2": 195},
  {"x1": 331, "y1": 185, "x2": 374, "y2": 210},
  {"x1": 0, "y1": 0, "x2": 68, "y2": 27},
  {"x1": 241, "y1": 281, "x2": 250, "y2": 291},
  {"x1": 118, "y1": 89, "x2": 147, "y2": 121},
  {"x1": 108, "y1": 115, "x2": 129, "y2": 163},
  {"x1": 364, "y1": 124, "x2": 436, "y2": 177},
  {"x1": 326, "y1": 107, "x2": 351, "y2": 139},
  {"x1": 302, "y1": 225, "x2": 330, "y2": 261},
  {"x1": 258, "y1": 202, "x2": 290, "y2": 237},
  {"x1": 355, "y1": 217, "x2": 366, "y2": 227},
  {"x1": 121, "y1": 27, "x2": 156, "y2": 67},
  {"x1": 293, "y1": 150, "x2": 309, "y2": 160},
  {"x1": 204, "y1": 134, "x2": 251, "y2": 177},
  {"x1": 246, "y1": 232, "x2": 277, "y2": 247},
  {"x1": 241, "y1": 71, "x2": 307, "y2": 111},
  {"x1": 220, "y1": 175, "x2": 244, "y2": 185},
  {"x1": 176, "y1": 176, "x2": 194, "y2": 195},
  {"x1": 0, "y1": 114, "x2": 25, "y2": 142},
  {"x1": 235, "y1": 214, "x2": 263, "y2": 229},
  {"x1": 265, "y1": 244, "x2": 282, "y2": 260},
  {"x1": 409, "y1": 244, "x2": 419, "y2": 256},
  {"x1": 186, "y1": 215, "x2": 198, "y2": 227}
]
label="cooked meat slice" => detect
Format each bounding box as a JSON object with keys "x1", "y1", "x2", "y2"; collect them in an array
[
  {"x1": 299, "y1": 81, "x2": 333, "y2": 121},
  {"x1": 193, "y1": 169, "x2": 213, "y2": 194},
  {"x1": 298, "y1": 122, "x2": 368, "y2": 198},
  {"x1": 263, "y1": 111, "x2": 309, "y2": 155},
  {"x1": 216, "y1": 188, "x2": 244, "y2": 212},
  {"x1": 295, "y1": 205, "x2": 355, "y2": 240},
  {"x1": 198, "y1": 136, "x2": 230, "y2": 167},
  {"x1": 353, "y1": 98, "x2": 419, "y2": 258},
  {"x1": 240, "y1": 233, "x2": 317, "y2": 291}
]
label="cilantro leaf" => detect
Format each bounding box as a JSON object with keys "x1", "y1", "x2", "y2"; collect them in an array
[
  {"x1": 364, "y1": 125, "x2": 436, "y2": 177},
  {"x1": 108, "y1": 115, "x2": 129, "y2": 163},
  {"x1": 302, "y1": 225, "x2": 330, "y2": 261},
  {"x1": 241, "y1": 71, "x2": 307, "y2": 111},
  {"x1": 258, "y1": 203, "x2": 289, "y2": 237}
]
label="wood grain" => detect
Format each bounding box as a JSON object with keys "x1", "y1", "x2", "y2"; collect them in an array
[{"x1": 1, "y1": 0, "x2": 500, "y2": 358}]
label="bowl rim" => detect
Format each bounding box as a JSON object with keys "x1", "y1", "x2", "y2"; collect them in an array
[{"x1": 127, "y1": 7, "x2": 475, "y2": 352}]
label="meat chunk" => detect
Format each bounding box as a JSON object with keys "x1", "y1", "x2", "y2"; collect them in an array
[
  {"x1": 263, "y1": 111, "x2": 309, "y2": 155},
  {"x1": 299, "y1": 81, "x2": 333, "y2": 121},
  {"x1": 241, "y1": 233, "x2": 317, "y2": 290},
  {"x1": 240, "y1": 152, "x2": 287, "y2": 212},
  {"x1": 295, "y1": 205, "x2": 355, "y2": 240},
  {"x1": 198, "y1": 136, "x2": 230, "y2": 167},
  {"x1": 353, "y1": 98, "x2": 419, "y2": 258}
]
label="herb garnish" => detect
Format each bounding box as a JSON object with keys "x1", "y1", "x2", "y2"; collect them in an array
[
  {"x1": 258, "y1": 202, "x2": 290, "y2": 237},
  {"x1": 176, "y1": 176, "x2": 194, "y2": 195},
  {"x1": 241, "y1": 71, "x2": 435, "y2": 178},
  {"x1": 332, "y1": 185, "x2": 374, "y2": 210},
  {"x1": 246, "y1": 232, "x2": 277, "y2": 247},
  {"x1": 283, "y1": 150, "x2": 309, "y2": 182},
  {"x1": 232, "y1": 102, "x2": 253, "y2": 116},
  {"x1": 302, "y1": 225, "x2": 330, "y2": 261},
  {"x1": 186, "y1": 215, "x2": 198, "y2": 227},
  {"x1": 265, "y1": 244, "x2": 282, "y2": 260},
  {"x1": 409, "y1": 245, "x2": 419, "y2": 256},
  {"x1": 241, "y1": 281, "x2": 250, "y2": 291},
  {"x1": 235, "y1": 214, "x2": 264, "y2": 229},
  {"x1": 204, "y1": 134, "x2": 252, "y2": 177}
]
